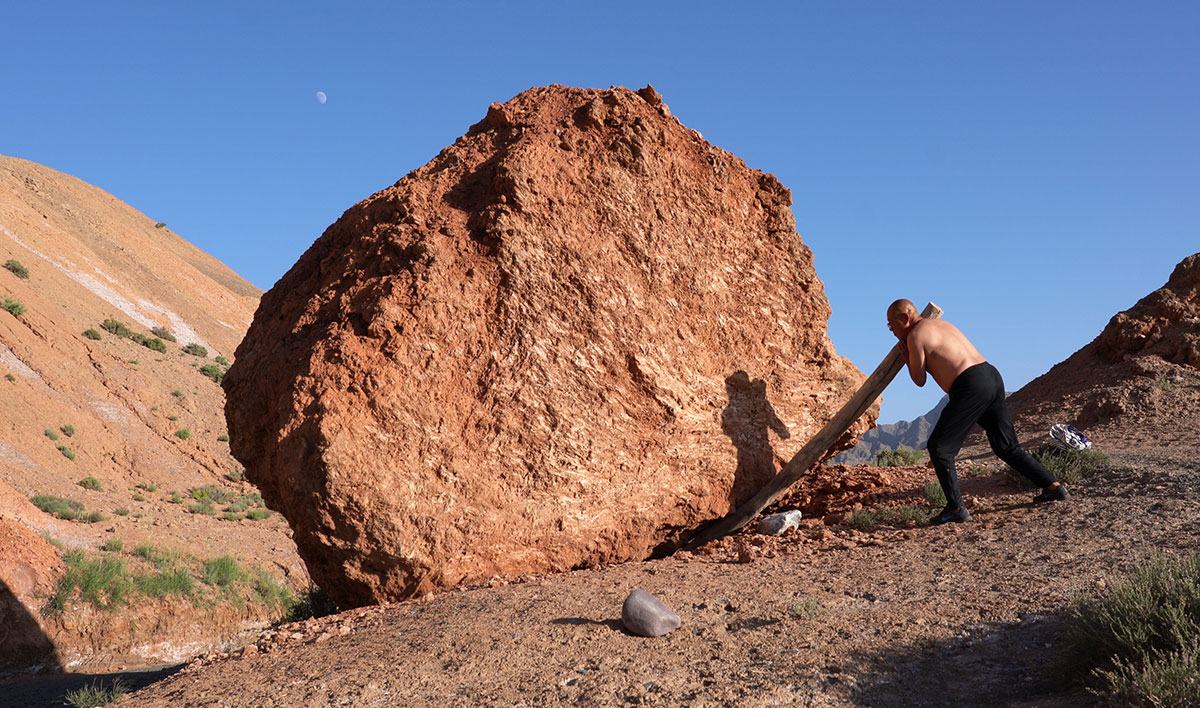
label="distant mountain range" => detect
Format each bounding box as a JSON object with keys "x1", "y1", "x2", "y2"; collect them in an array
[{"x1": 832, "y1": 395, "x2": 949, "y2": 465}]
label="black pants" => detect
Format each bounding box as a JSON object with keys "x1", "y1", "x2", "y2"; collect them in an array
[{"x1": 926, "y1": 362, "x2": 1055, "y2": 509}]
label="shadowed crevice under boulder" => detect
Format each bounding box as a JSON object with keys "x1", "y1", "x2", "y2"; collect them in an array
[{"x1": 224, "y1": 84, "x2": 874, "y2": 607}]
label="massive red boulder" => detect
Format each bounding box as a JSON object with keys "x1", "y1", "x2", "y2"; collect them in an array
[{"x1": 224, "y1": 85, "x2": 873, "y2": 607}]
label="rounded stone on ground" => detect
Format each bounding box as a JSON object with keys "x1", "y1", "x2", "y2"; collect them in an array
[
  {"x1": 757, "y1": 510, "x2": 803, "y2": 536},
  {"x1": 621, "y1": 589, "x2": 681, "y2": 637}
]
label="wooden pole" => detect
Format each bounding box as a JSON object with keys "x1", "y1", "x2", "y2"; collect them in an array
[{"x1": 684, "y1": 302, "x2": 943, "y2": 549}]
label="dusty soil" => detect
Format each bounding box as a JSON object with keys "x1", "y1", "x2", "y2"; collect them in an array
[{"x1": 102, "y1": 429, "x2": 1199, "y2": 707}]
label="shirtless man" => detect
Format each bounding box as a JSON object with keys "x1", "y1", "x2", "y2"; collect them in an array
[{"x1": 886, "y1": 299, "x2": 1069, "y2": 524}]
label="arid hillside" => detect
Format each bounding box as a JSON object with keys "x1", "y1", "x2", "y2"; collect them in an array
[{"x1": 0, "y1": 154, "x2": 306, "y2": 675}]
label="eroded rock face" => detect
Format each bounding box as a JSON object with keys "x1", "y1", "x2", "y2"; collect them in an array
[
  {"x1": 1097, "y1": 253, "x2": 1200, "y2": 367},
  {"x1": 224, "y1": 85, "x2": 872, "y2": 607}
]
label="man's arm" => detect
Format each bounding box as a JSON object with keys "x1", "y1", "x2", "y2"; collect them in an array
[{"x1": 901, "y1": 332, "x2": 927, "y2": 387}]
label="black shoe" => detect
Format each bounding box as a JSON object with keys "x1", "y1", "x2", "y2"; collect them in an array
[
  {"x1": 1033, "y1": 484, "x2": 1070, "y2": 503},
  {"x1": 929, "y1": 506, "x2": 971, "y2": 525}
]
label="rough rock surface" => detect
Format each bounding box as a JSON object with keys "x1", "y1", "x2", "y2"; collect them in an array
[
  {"x1": 1000, "y1": 252, "x2": 1200, "y2": 444},
  {"x1": 225, "y1": 84, "x2": 873, "y2": 607}
]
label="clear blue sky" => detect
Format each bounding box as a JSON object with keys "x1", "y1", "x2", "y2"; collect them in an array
[{"x1": 4, "y1": 2, "x2": 1197, "y2": 423}]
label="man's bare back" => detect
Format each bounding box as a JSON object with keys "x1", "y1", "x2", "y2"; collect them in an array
[{"x1": 887, "y1": 300, "x2": 986, "y2": 391}]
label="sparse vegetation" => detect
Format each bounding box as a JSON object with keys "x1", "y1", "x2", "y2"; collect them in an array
[
  {"x1": 58, "y1": 445, "x2": 76, "y2": 460},
  {"x1": 225, "y1": 492, "x2": 262, "y2": 513},
  {"x1": 151, "y1": 325, "x2": 177, "y2": 342},
  {"x1": 77, "y1": 476, "x2": 102, "y2": 491},
  {"x1": 1066, "y1": 553, "x2": 1200, "y2": 705},
  {"x1": 872, "y1": 446, "x2": 924, "y2": 466},
  {"x1": 130, "y1": 333, "x2": 168, "y2": 353},
  {"x1": 182, "y1": 343, "x2": 208, "y2": 357},
  {"x1": 4, "y1": 259, "x2": 30, "y2": 279},
  {"x1": 31, "y1": 495, "x2": 84, "y2": 520},
  {"x1": 1154, "y1": 375, "x2": 1176, "y2": 391},
  {"x1": 847, "y1": 509, "x2": 880, "y2": 531},
  {"x1": 61, "y1": 424, "x2": 75, "y2": 437},
  {"x1": 63, "y1": 678, "x2": 129, "y2": 708},
  {"x1": 83, "y1": 328, "x2": 103, "y2": 340},
  {"x1": 215, "y1": 355, "x2": 229, "y2": 366},
  {"x1": 187, "y1": 501, "x2": 217, "y2": 516},
  {"x1": 45, "y1": 551, "x2": 130, "y2": 613},
  {"x1": 788, "y1": 597, "x2": 824, "y2": 619},
  {"x1": 135, "y1": 482, "x2": 159, "y2": 492},
  {"x1": 245, "y1": 509, "x2": 272, "y2": 520},
  {"x1": 113, "y1": 508, "x2": 129, "y2": 516},
  {"x1": 3, "y1": 297, "x2": 26, "y2": 316},
  {"x1": 222, "y1": 511, "x2": 241, "y2": 521},
  {"x1": 131, "y1": 493, "x2": 146, "y2": 502},
  {"x1": 84, "y1": 511, "x2": 105, "y2": 523},
  {"x1": 171, "y1": 389, "x2": 183, "y2": 397},
  {"x1": 191, "y1": 484, "x2": 233, "y2": 504},
  {"x1": 41, "y1": 532, "x2": 66, "y2": 552},
  {"x1": 44, "y1": 428, "x2": 59, "y2": 441},
  {"x1": 101, "y1": 538, "x2": 124, "y2": 552},
  {"x1": 175, "y1": 428, "x2": 190, "y2": 440},
  {"x1": 4, "y1": 373, "x2": 14, "y2": 381},
  {"x1": 168, "y1": 414, "x2": 179, "y2": 421},
  {"x1": 924, "y1": 481, "x2": 947, "y2": 508},
  {"x1": 154, "y1": 222, "x2": 166, "y2": 228},
  {"x1": 101, "y1": 319, "x2": 133, "y2": 338},
  {"x1": 225, "y1": 468, "x2": 244, "y2": 482},
  {"x1": 217, "y1": 433, "x2": 230, "y2": 442},
  {"x1": 169, "y1": 491, "x2": 182, "y2": 504},
  {"x1": 202, "y1": 556, "x2": 245, "y2": 587},
  {"x1": 1010, "y1": 445, "x2": 1111, "y2": 488},
  {"x1": 285, "y1": 585, "x2": 337, "y2": 622},
  {"x1": 199, "y1": 363, "x2": 224, "y2": 382}
]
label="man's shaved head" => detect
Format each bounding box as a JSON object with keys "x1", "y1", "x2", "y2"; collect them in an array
[{"x1": 888, "y1": 299, "x2": 918, "y2": 319}]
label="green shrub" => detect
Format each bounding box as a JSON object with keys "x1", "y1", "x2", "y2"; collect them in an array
[
  {"x1": 190, "y1": 484, "x2": 233, "y2": 504},
  {"x1": 245, "y1": 508, "x2": 272, "y2": 520},
  {"x1": 225, "y1": 468, "x2": 244, "y2": 483},
  {"x1": 84, "y1": 511, "x2": 105, "y2": 523},
  {"x1": 225, "y1": 492, "x2": 262, "y2": 513},
  {"x1": 31, "y1": 495, "x2": 84, "y2": 520},
  {"x1": 44, "y1": 428, "x2": 59, "y2": 441},
  {"x1": 171, "y1": 389, "x2": 183, "y2": 397},
  {"x1": 4, "y1": 259, "x2": 30, "y2": 279},
  {"x1": 174, "y1": 428, "x2": 190, "y2": 440},
  {"x1": 199, "y1": 363, "x2": 224, "y2": 382},
  {"x1": 168, "y1": 414, "x2": 179, "y2": 421},
  {"x1": 182, "y1": 343, "x2": 208, "y2": 357},
  {"x1": 135, "y1": 482, "x2": 159, "y2": 492},
  {"x1": 202, "y1": 556, "x2": 244, "y2": 587},
  {"x1": 41, "y1": 532, "x2": 67, "y2": 551},
  {"x1": 45, "y1": 551, "x2": 131, "y2": 613},
  {"x1": 101, "y1": 538, "x2": 123, "y2": 552},
  {"x1": 924, "y1": 482, "x2": 947, "y2": 508},
  {"x1": 872, "y1": 446, "x2": 924, "y2": 466},
  {"x1": 168, "y1": 491, "x2": 182, "y2": 504},
  {"x1": 58, "y1": 445, "x2": 76, "y2": 460},
  {"x1": 83, "y1": 328, "x2": 102, "y2": 340},
  {"x1": 1154, "y1": 375, "x2": 1175, "y2": 391},
  {"x1": 136, "y1": 567, "x2": 194, "y2": 598},
  {"x1": 4, "y1": 373, "x2": 14, "y2": 381},
  {"x1": 60, "y1": 424, "x2": 75, "y2": 436},
  {"x1": 215, "y1": 356, "x2": 229, "y2": 366},
  {"x1": 876, "y1": 505, "x2": 929, "y2": 526},
  {"x1": 1013, "y1": 445, "x2": 1111, "y2": 488},
  {"x1": 100, "y1": 319, "x2": 132, "y2": 337},
  {"x1": 131, "y1": 493, "x2": 146, "y2": 502},
  {"x1": 251, "y1": 568, "x2": 293, "y2": 608},
  {"x1": 788, "y1": 597, "x2": 824, "y2": 619},
  {"x1": 187, "y1": 501, "x2": 216, "y2": 516},
  {"x1": 1067, "y1": 553, "x2": 1200, "y2": 705},
  {"x1": 3, "y1": 297, "x2": 26, "y2": 316},
  {"x1": 217, "y1": 434, "x2": 230, "y2": 442},
  {"x1": 154, "y1": 222, "x2": 165, "y2": 228},
  {"x1": 113, "y1": 508, "x2": 129, "y2": 516},
  {"x1": 151, "y1": 325, "x2": 177, "y2": 342},
  {"x1": 63, "y1": 678, "x2": 129, "y2": 708},
  {"x1": 141, "y1": 337, "x2": 167, "y2": 353},
  {"x1": 847, "y1": 509, "x2": 879, "y2": 531},
  {"x1": 133, "y1": 543, "x2": 156, "y2": 560},
  {"x1": 128, "y1": 359, "x2": 138, "y2": 365},
  {"x1": 222, "y1": 511, "x2": 241, "y2": 521},
  {"x1": 285, "y1": 585, "x2": 337, "y2": 622},
  {"x1": 77, "y1": 477, "x2": 102, "y2": 491}
]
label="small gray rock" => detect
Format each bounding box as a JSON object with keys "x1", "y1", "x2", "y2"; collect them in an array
[
  {"x1": 757, "y1": 510, "x2": 803, "y2": 536},
  {"x1": 621, "y1": 589, "x2": 681, "y2": 637}
]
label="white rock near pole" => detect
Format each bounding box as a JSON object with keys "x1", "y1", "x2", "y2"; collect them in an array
[
  {"x1": 756, "y1": 510, "x2": 803, "y2": 536},
  {"x1": 621, "y1": 589, "x2": 681, "y2": 637}
]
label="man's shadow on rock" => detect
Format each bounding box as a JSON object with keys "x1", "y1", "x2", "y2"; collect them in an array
[{"x1": 721, "y1": 371, "x2": 790, "y2": 506}]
